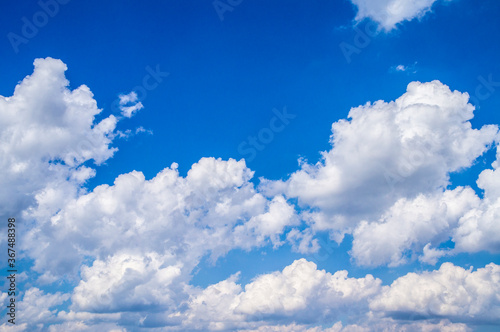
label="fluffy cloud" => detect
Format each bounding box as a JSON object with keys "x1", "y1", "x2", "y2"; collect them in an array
[
  {"x1": 370, "y1": 262, "x2": 500, "y2": 323},
  {"x1": 351, "y1": 142, "x2": 500, "y2": 267},
  {"x1": 183, "y1": 273, "x2": 245, "y2": 330},
  {"x1": 30, "y1": 158, "x2": 292, "y2": 272},
  {"x1": 238, "y1": 320, "x2": 470, "y2": 332},
  {"x1": 4, "y1": 258, "x2": 496, "y2": 330},
  {"x1": 0, "y1": 288, "x2": 69, "y2": 330},
  {"x1": 263, "y1": 80, "x2": 497, "y2": 242},
  {"x1": 183, "y1": 259, "x2": 381, "y2": 329},
  {"x1": 23, "y1": 156, "x2": 299, "y2": 317},
  {"x1": 182, "y1": 260, "x2": 489, "y2": 330},
  {"x1": 47, "y1": 322, "x2": 126, "y2": 332},
  {"x1": 4, "y1": 59, "x2": 499, "y2": 330},
  {"x1": 351, "y1": 186, "x2": 479, "y2": 266},
  {"x1": 0, "y1": 57, "x2": 119, "y2": 225},
  {"x1": 117, "y1": 91, "x2": 144, "y2": 118},
  {"x1": 72, "y1": 252, "x2": 183, "y2": 312},
  {"x1": 452, "y1": 146, "x2": 500, "y2": 254},
  {"x1": 238, "y1": 323, "x2": 337, "y2": 332},
  {"x1": 349, "y1": 0, "x2": 451, "y2": 31},
  {"x1": 235, "y1": 259, "x2": 380, "y2": 320}
]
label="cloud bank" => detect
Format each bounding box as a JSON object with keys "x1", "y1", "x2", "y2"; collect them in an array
[{"x1": 2, "y1": 58, "x2": 499, "y2": 330}]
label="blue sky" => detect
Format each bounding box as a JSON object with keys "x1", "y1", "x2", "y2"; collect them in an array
[{"x1": 1, "y1": 0, "x2": 500, "y2": 331}]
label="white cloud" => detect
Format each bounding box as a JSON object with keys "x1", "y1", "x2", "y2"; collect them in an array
[
  {"x1": 350, "y1": 141, "x2": 500, "y2": 267},
  {"x1": 4, "y1": 59, "x2": 500, "y2": 330},
  {"x1": 262, "y1": 80, "x2": 497, "y2": 243},
  {"x1": 286, "y1": 228, "x2": 320, "y2": 254},
  {"x1": 235, "y1": 259, "x2": 380, "y2": 319},
  {"x1": 238, "y1": 323, "x2": 331, "y2": 332},
  {"x1": 452, "y1": 144, "x2": 500, "y2": 254},
  {"x1": 391, "y1": 63, "x2": 418, "y2": 74},
  {"x1": 72, "y1": 252, "x2": 183, "y2": 312},
  {"x1": 0, "y1": 57, "x2": 119, "y2": 223},
  {"x1": 349, "y1": 0, "x2": 451, "y2": 31},
  {"x1": 47, "y1": 321, "x2": 126, "y2": 332},
  {"x1": 0, "y1": 323, "x2": 29, "y2": 331},
  {"x1": 183, "y1": 273, "x2": 245, "y2": 330},
  {"x1": 349, "y1": 132, "x2": 500, "y2": 267},
  {"x1": 335, "y1": 319, "x2": 470, "y2": 332},
  {"x1": 370, "y1": 262, "x2": 500, "y2": 323},
  {"x1": 0, "y1": 288, "x2": 69, "y2": 329},
  {"x1": 351, "y1": 186, "x2": 479, "y2": 267},
  {"x1": 238, "y1": 320, "x2": 470, "y2": 332},
  {"x1": 22, "y1": 156, "x2": 299, "y2": 318},
  {"x1": 182, "y1": 260, "x2": 489, "y2": 330},
  {"x1": 183, "y1": 259, "x2": 381, "y2": 329},
  {"x1": 118, "y1": 91, "x2": 143, "y2": 118}
]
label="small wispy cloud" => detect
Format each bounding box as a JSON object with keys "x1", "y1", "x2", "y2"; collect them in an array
[
  {"x1": 391, "y1": 62, "x2": 418, "y2": 74},
  {"x1": 116, "y1": 126, "x2": 153, "y2": 140},
  {"x1": 118, "y1": 91, "x2": 144, "y2": 118}
]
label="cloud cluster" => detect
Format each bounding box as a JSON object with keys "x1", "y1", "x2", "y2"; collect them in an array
[
  {"x1": 349, "y1": 0, "x2": 452, "y2": 31},
  {"x1": 351, "y1": 186, "x2": 479, "y2": 266},
  {"x1": 23, "y1": 156, "x2": 299, "y2": 318},
  {"x1": 263, "y1": 80, "x2": 497, "y2": 248},
  {"x1": 3, "y1": 260, "x2": 493, "y2": 330},
  {"x1": 452, "y1": 150, "x2": 500, "y2": 254},
  {"x1": 371, "y1": 262, "x2": 500, "y2": 323},
  {"x1": 351, "y1": 140, "x2": 500, "y2": 267},
  {"x1": 0, "y1": 58, "x2": 119, "y2": 223},
  {"x1": 4, "y1": 59, "x2": 500, "y2": 330},
  {"x1": 235, "y1": 258, "x2": 379, "y2": 320},
  {"x1": 240, "y1": 320, "x2": 470, "y2": 332},
  {"x1": 182, "y1": 259, "x2": 498, "y2": 330}
]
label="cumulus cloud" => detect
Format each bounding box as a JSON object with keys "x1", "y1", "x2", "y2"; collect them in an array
[
  {"x1": 334, "y1": 319, "x2": 470, "y2": 332},
  {"x1": 183, "y1": 273, "x2": 245, "y2": 330},
  {"x1": 391, "y1": 62, "x2": 418, "y2": 74},
  {"x1": 450, "y1": 147, "x2": 500, "y2": 253},
  {"x1": 235, "y1": 259, "x2": 380, "y2": 320},
  {"x1": 117, "y1": 91, "x2": 144, "y2": 118},
  {"x1": 238, "y1": 323, "x2": 338, "y2": 332},
  {"x1": 351, "y1": 141, "x2": 500, "y2": 267},
  {"x1": 0, "y1": 57, "x2": 119, "y2": 225},
  {"x1": 262, "y1": 80, "x2": 497, "y2": 243},
  {"x1": 370, "y1": 262, "x2": 500, "y2": 323},
  {"x1": 72, "y1": 252, "x2": 183, "y2": 312},
  {"x1": 349, "y1": 0, "x2": 452, "y2": 31},
  {"x1": 182, "y1": 260, "x2": 489, "y2": 330},
  {"x1": 4, "y1": 59, "x2": 500, "y2": 330},
  {"x1": 23, "y1": 157, "x2": 299, "y2": 318},
  {"x1": 351, "y1": 186, "x2": 479, "y2": 267},
  {"x1": 238, "y1": 320, "x2": 470, "y2": 332},
  {"x1": 259, "y1": 80, "x2": 500, "y2": 268}
]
